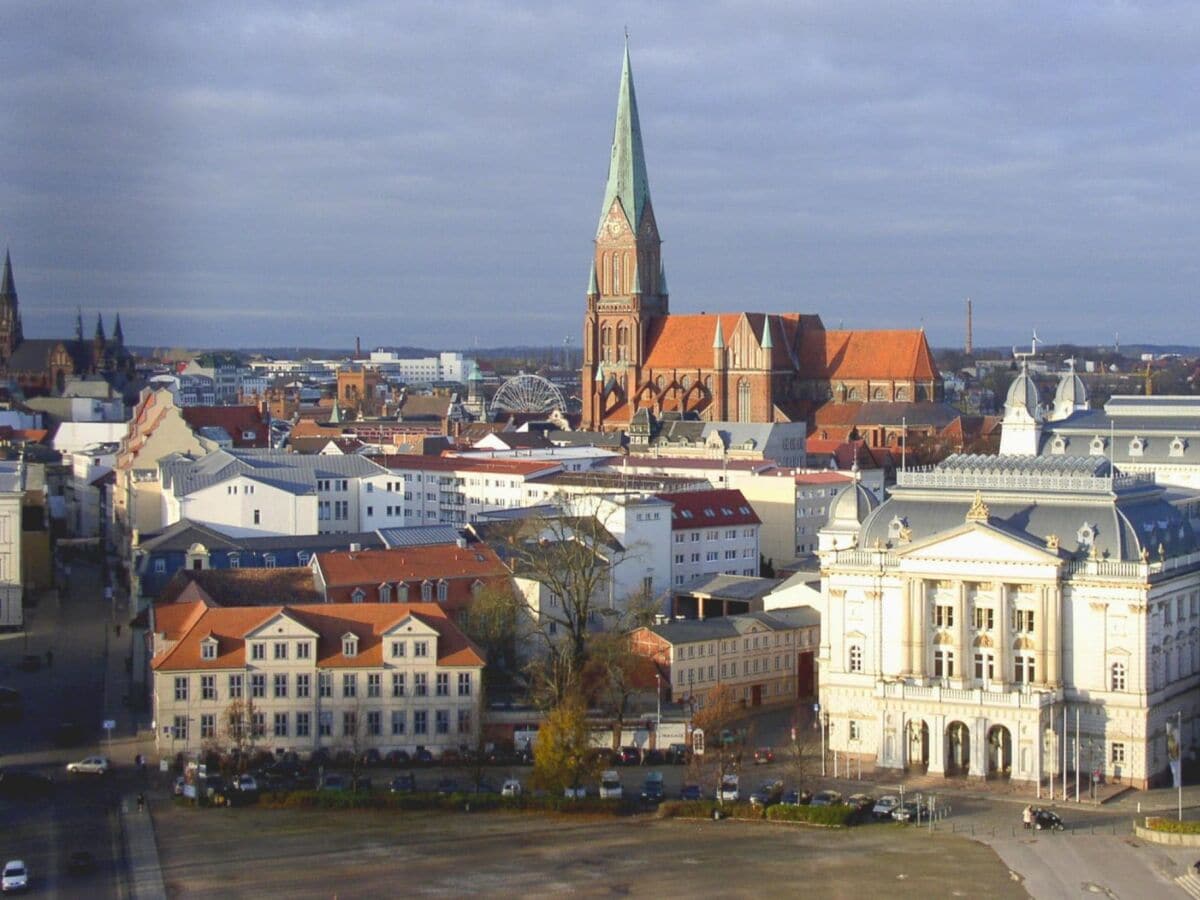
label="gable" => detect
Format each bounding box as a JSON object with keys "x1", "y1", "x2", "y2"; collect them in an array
[
  {"x1": 384, "y1": 614, "x2": 439, "y2": 639},
  {"x1": 898, "y1": 523, "x2": 1060, "y2": 570},
  {"x1": 245, "y1": 610, "x2": 319, "y2": 641}
]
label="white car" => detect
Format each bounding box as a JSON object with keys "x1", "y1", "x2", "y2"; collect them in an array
[
  {"x1": 236, "y1": 774, "x2": 258, "y2": 792},
  {"x1": 872, "y1": 795, "x2": 901, "y2": 820},
  {"x1": 599, "y1": 770, "x2": 623, "y2": 800},
  {"x1": 66, "y1": 756, "x2": 110, "y2": 775},
  {"x1": 718, "y1": 774, "x2": 740, "y2": 803},
  {"x1": 1, "y1": 860, "x2": 27, "y2": 893},
  {"x1": 501, "y1": 779, "x2": 522, "y2": 798}
]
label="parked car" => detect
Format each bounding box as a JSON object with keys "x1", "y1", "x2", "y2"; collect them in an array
[
  {"x1": 599, "y1": 770, "x2": 623, "y2": 800},
  {"x1": 501, "y1": 778, "x2": 522, "y2": 798},
  {"x1": 680, "y1": 783, "x2": 702, "y2": 801},
  {"x1": 435, "y1": 778, "x2": 459, "y2": 796},
  {"x1": 640, "y1": 772, "x2": 664, "y2": 804},
  {"x1": 66, "y1": 756, "x2": 110, "y2": 776},
  {"x1": 617, "y1": 746, "x2": 640, "y2": 765},
  {"x1": 464, "y1": 780, "x2": 499, "y2": 796},
  {"x1": 319, "y1": 774, "x2": 346, "y2": 791},
  {"x1": 1, "y1": 860, "x2": 27, "y2": 893},
  {"x1": 749, "y1": 780, "x2": 783, "y2": 807},
  {"x1": 665, "y1": 743, "x2": 689, "y2": 765},
  {"x1": 753, "y1": 747, "x2": 775, "y2": 765},
  {"x1": 172, "y1": 776, "x2": 186, "y2": 796},
  {"x1": 847, "y1": 793, "x2": 875, "y2": 811},
  {"x1": 872, "y1": 795, "x2": 901, "y2": 820},
  {"x1": 563, "y1": 785, "x2": 587, "y2": 800},
  {"x1": 781, "y1": 787, "x2": 811, "y2": 806},
  {"x1": 389, "y1": 774, "x2": 417, "y2": 794},
  {"x1": 414, "y1": 748, "x2": 435, "y2": 765},
  {"x1": 718, "y1": 774, "x2": 740, "y2": 803},
  {"x1": 66, "y1": 850, "x2": 95, "y2": 875},
  {"x1": 891, "y1": 801, "x2": 928, "y2": 823},
  {"x1": 235, "y1": 774, "x2": 258, "y2": 792},
  {"x1": 811, "y1": 789, "x2": 843, "y2": 807},
  {"x1": 351, "y1": 776, "x2": 372, "y2": 792},
  {"x1": 385, "y1": 749, "x2": 411, "y2": 767}
]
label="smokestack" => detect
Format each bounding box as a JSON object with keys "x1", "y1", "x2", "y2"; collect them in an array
[
  {"x1": 355, "y1": 336, "x2": 361, "y2": 359},
  {"x1": 965, "y1": 297, "x2": 973, "y2": 355}
]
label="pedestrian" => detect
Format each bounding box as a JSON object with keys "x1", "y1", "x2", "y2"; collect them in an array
[
  {"x1": 1022, "y1": 805, "x2": 1033, "y2": 829},
  {"x1": 104, "y1": 585, "x2": 113, "y2": 604},
  {"x1": 136, "y1": 793, "x2": 145, "y2": 812},
  {"x1": 115, "y1": 622, "x2": 121, "y2": 637}
]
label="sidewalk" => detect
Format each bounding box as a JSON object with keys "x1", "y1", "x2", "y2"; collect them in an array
[{"x1": 120, "y1": 793, "x2": 167, "y2": 900}]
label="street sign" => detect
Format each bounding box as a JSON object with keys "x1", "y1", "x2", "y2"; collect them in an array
[
  {"x1": 102, "y1": 719, "x2": 116, "y2": 731},
  {"x1": 692, "y1": 728, "x2": 705, "y2": 756}
]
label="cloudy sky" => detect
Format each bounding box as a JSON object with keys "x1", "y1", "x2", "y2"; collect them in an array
[{"x1": 3, "y1": 2, "x2": 1199, "y2": 351}]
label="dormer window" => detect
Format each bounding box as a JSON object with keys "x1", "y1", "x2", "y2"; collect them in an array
[
  {"x1": 351, "y1": 588, "x2": 366, "y2": 603},
  {"x1": 421, "y1": 580, "x2": 433, "y2": 601},
  {"x1": 1129, "y1": 436, "x2": 1144, "y2": 457},
  {"x1": 1171, "y1": 437, "x2": 1187, "y2": 458},
  {"x1": 1090, "y1": 436, "x2": 1106, "y2": 456},
  {"x1": 396, "y1": 583, "x2": 409, "y2": 602},
  {"x1": 437, "y1": 580, "x2": 449, "y2": 603},
  {"x1": 1050, "y1": 436, "x2": 1067, "y2": 455},
  {"x1": 379, "y1": 583, "x2": 392, "y2": 603},
  {"x1": 263, "y1": 554, "x2": 276, "y2": 569},
  {"x1": 201, "y1": 638, "x2": 217, "y2": 661},
  {"x1": 342, "y1": 633, "x2": 359, "y2": 658},
  {"x1": 1077, "y1": 523, "x2": 1096, "y2": 547},
  {"x1": 887, "y1": 516, "x2": 908, "y2": 540}
]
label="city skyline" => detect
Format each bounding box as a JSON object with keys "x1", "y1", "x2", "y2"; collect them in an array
[{"x1": 4, "y1": 3, "x2": 1200, "y2": 349}]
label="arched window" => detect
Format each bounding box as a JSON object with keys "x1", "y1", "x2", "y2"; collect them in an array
[
  {"x1": 600, "y1": 326, "x2": 612, "y2": 362},
  {"x1": 378, "y1": 583, "x2": 392, "y2": 603},
  {"x1": 895, "y1": 386, "x2": 909, "y2": 402},
  {"x1": 847, "y1": 387, "x2": 861, "y2": 402},
  {"x1": 1110, "y1": 661, "x2": 1126, "y2": 691},
  {"x1": 437, "y1": 580, "x2": 449, "y2": 603},
  {"x1": 612, "y1": 253, "x2": 621, "y2": 294},
  {"x1": 421, "y1": 580, "x2": 433, "y2": 601},
  {"x1": 616, "y1": 325, "x2": 628, "y2": 362},
  {"x1": 872, "y1": 387, "x2": 886, "y2": 401},
  {"x1": 737, "y1": 379, "x2": 752, "y2": 423}
]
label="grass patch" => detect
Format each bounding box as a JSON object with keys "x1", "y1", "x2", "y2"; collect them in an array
[
  {"x1": 1145, "y1": 816, "x2": 1200, "y2": 834},
  {"x1": 766, "y1": 803, "x2": 855, "y2": 827}
]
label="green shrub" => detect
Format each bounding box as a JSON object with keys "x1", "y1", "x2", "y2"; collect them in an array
[
  {"x1": 657, "y1": 799, "x2": 762, "y2": 820},
  {"x1": 1145, "y1": 817, "x2": 1200, "y2": 834},
  {"x1": 765, "y1": 803, "x2": 855, "y2": 827},
  {"x1": 254, "y1": 789, "x2": 628, "y2": 816}
]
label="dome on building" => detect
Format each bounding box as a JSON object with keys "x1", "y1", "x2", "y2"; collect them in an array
[
  {"x1": 830, "y1": 480, "x2": 879, "y2": 527},
  {"x1": 1005, "y1": 364, "x2": 1041, "y2": 415},
  {"x1": 1050, "y1": 361, "x2": 1088, "y2": 421}
]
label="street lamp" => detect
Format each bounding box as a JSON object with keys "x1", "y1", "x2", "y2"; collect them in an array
[{"x1": 655, "y1": 673, "x2": 662, "y2": 748}]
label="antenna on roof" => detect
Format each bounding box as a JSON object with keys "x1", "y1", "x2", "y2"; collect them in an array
[{"x1": 901, "y1": 416, "x2": 907, "y2": 474}]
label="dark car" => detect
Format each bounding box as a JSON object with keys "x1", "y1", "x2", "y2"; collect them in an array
[
  {"x1": 782, "y1": 788, "x2": 811, "y2": 806},
  {"x1": 389, "y1": 773, "x2": 417, "y2": 793},
  {"x1": 385, "y1": 749, "x2": 411, "y2": 767},
  {"x1": 465, "y1": 780, "x2": 500, "y2": 796},
  {"x1": 753, "y1": 747, "x2": 775, "y2": 765},
  {"x1": 435, "y1": 778, "x2": 459, "y2": 796},
  {"x1": 891, "y1": 801, "x2": 928, "y2": 823},
  {"x1": 350, "y1": 776, "x2": 372, "y2": 792},
  {"x1": 1034, "y1": 809, "x2": 1064, "y2": 831},
  {"x1": 319, "y1": 773, "x2": 346, "y2": 791},
  {"x1": 0, "y1": 770, "x2": 54, "y2": 800},
  {"x1": 414, "y1": 748, "x2": 435, "y2": 765},
  {"x1": 66, "y1": 850, "x2": 95, "y2": 875},
  {"x1": 811, "y1": 789, "x2": 843, "y2": 807},
  {"x1": 617, "y1": 746, "x2": 640, "y2": 765},
  {"x1": 640, "y1": 777, "x2": 665, "y2": 804},
  {"x1": 680, "y1": 783, "x2": 702, "y2": 801},
  {"x1": 749, "y1": 780, "x2": 783, "y2": 807},
  {"x1": 665, "y1": 743, "x2": 689, "y2": 765},
  {"x1": 360, "y1": 749, "x2": 382, "y2": 768}
]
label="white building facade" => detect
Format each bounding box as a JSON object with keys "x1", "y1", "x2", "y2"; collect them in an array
[{"x1": 819, "y1": 454, "x2": 1200, "y2": 789}]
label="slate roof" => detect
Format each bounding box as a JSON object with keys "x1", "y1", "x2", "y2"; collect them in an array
[
  {"x1": 647, "y1": 609, "x2": 810, "y2": 645},
  {"x1": 137, "y1": 519, "x2": 385, "y2": 555},
  {"x1": 159, "y1": 567, "x2": 322, "y2": 606},
  {"x1": 161, "y1": 449, "x2": 389, "y2": 497},
  {"x1": 675, "y1": 574, "x2": 781, "y2": 601},
  {"x1": 180, "y1": 406, "x2": 268, "y2": 448},
  {"x1": 377, "y1": 525, "x2": 467, "y2": 548}
]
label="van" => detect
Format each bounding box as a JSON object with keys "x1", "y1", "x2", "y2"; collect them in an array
[
  {"x1": 599, "y1": 770, "x2": 622, "y2": 800},
  {"x1": 719, "y1": 774, "x2": 740, "y2": 803}
]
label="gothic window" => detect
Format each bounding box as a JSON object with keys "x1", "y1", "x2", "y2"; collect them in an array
[
  {"x1": 847, "y1": 387, "x2": 861, "y2": 402},
  {"x1": 616, "y1": 325, "x2": 628, "y2": 362},
  {"x1": 612, "y1": 254, "x2": 621, "y2": 294},
  {"x1": 895, "y1": 386, "x2": 909, "y2": 402},
  {"x1": 601, "y1": 326, "x2": 612, "y2": 362},
  {"x1": 872, "y1": 387, "x2": 886, "y2": 401},
  {"x1": 656, "y1": 375, "x2": 665, "y2": 390},
  {"x1": 737, "y1": 379, "x2": 751, "y2": 423}
]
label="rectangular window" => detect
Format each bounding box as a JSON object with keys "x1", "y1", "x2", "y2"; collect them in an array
[
  {"x1": 391, "y1": 640, "x2": 406, "y2": 658},
  {"x1": 367, "y1": 710, "x2": 382, "y2": 737},
  {"x1": 296, "y1": 641, "x2": 311, "y2": 660},
  {"x1": 848, "y1": 646, "x2": 863, "y2": 673},
  {"x1": 251, "y1": 712, "x2": 265, "y2": 737},
  {"x1": 201, "y1": 642, "x2": 216, "y2": 660},
  {"x1": 414, "y1": 673, "x2": 428, "y2": 697},
  {"x1": 274, "y1": 673, "x2": 288, "y2": 698},
  {"x1": 250, "y1": 674, "x2": 265, "y2": 698},
  {"x1": 974, "y1": 652, "x2": 995, "y2": 682},
  {"x1": 414, "y1": 641, "x2": 428, "y2": 658},
  {"x1": 200, "y1": 714, "x2": 215, "y2": 739},
  {"x1": 274, "y1": 712, "x2": 288, "y2": 737},
  {"x1": 343, "y1": 711, "x2": 357, "y2": 737},
  {"x1": 413, "y1": 710, "x2": 427, "y2": 735},
  {"x1": 458, "y1": 709, "x2": 471, "y2": 734},
  {"x1": 391, "y1": 710, "x2": 406, "y2": 735},
  {"x1": 296, "y1": 673, "x2": 310, "y2": 699},
  {"x1": 436, "y1": 673, "x2": 449, "y2": 696},
  {"x1": 200, "y1": 675, "x2": 216, "y2": 701},
  {"x1": 974, "y1": 607, "x2": 994, "y2": 631},
  {"x1": 172, "y1": 716, "x2": 188, "y2": 740},
  {"x1": 228, "y1": 674, "x2": 243, "y2": 699},
  {"x1": 342, "y1": 673, "x2": 357, "y2": 698},
  {"x1": 848, "y1": 720, "x2": 860, "y2": 741},
  {"x1": 392, "y1": 672, "x2": 406, "y2": 697},
  {"x1": 435, "y1": 710, "x2": 450, "y2": 735},
  {"x1": 933, "y1": 650, "x2": 955, "y2": 678},
  {"x1": 253, "y1": 509, "x2": 261, "y2": 525},
  {"x1": 296, "y1": 712, "x2": 311, "y2": 738},
  {"x1": 318, "y1": 672, "x2": 332, "y2": 698},
  {"x1": 458, "y1": 672, "x2": 471, "y2": 696},
  {"x1": 251, "y1": 643, "x2": 265, "y2": 661},
  {"x1": 318, "y1": 711, "x2": 332, "y2": 737},
  {"x1": 174, "y1": 676, "x2": 188, "y2": 701},
  {"x1": 1013, "y1": 609, "x2": 1035, "y2": 633},
  {"x1": 1111, "y1": 743, "x2": 1125, "y2": 764},
  {"x1": 934, "y1": 605, "x2": 954, "y2": 628},
  {"x1": 1014, "y1": 655, "x2": 1035, "y2": 684},
  {"x1": 273, "y1": 641, "x2": 288, "y2": 660},
  {"x1": 368, "y1": 673, "x2": 382, "y2": 698}
]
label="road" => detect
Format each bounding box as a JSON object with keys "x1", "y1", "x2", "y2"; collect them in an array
[{"x1": 0, "y1": 558, "x2": 126, "y2": 898}]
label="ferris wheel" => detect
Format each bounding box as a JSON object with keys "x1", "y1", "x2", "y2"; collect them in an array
[{"x1": 490, "y1": 374, "x2": 567, "y2": 416}]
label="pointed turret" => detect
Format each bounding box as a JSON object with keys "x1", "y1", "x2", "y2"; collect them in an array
[
  {"x1": 113, "y1": 312, "x2": 124, "y2": 345},
  {"x1": 94, "y1": 313, "x2": 106, "y2": 342},
  {"x1": 761, "y1": 316, "x2": 774, "y2": 350},
  {"x1": 329, "y1": 397, "x2": 342, "y2": 424},
  {"x1": 658, "y1": 260, "x2": 668, "y2": 296},
  {"x1": 713, "y1": 320, "x2": 725, "y2": 350},
  {"x1": 587, "y1": 261, "x2": 599, "y2": 297},
  {"x1": 75, "y1": 308, "x2": 84, "y2": 342},
  {"x1": 1, "y1": 251, "x2": 14, "y2": 299},
  {"x1": 597, "y1": 41, "x2": 652, "y2": 236}
]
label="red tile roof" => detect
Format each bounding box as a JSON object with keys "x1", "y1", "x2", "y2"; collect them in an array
[
  {"x1": 798, "y1": 329, "x2": 939, "y2": 381},
  {"x1": 314, "y1": 545, "x2": 512, "y2": 610},
  {"x1": 151, "y1": 602, "x2": 483, "y2": 671},
  {"x1": 181, "y1": 406, "x2": 269, "y2": 448},
  {"x1": 653, "y1": 488, "x2": 761, "y2": 529}
]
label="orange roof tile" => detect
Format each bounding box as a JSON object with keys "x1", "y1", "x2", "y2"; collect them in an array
[
  {"x1": 315, "y1": 545, "x2": 509, "y2": 587},
  {"x1": 151, "y1": 602, "x2": 483, "y2": 670},
  {"x1": 643, "y1": 314, "x2": 744, "y2": 370},
  {"x1": 799, "y1": 329, "x2": 939, "y2": 381}
]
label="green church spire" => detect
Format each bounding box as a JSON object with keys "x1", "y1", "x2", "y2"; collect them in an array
[{"x1": 596, "y1": 42, "x2": 652, "y2": 237}]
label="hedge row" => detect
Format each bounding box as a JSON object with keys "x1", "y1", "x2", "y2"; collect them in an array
[
  {"x1": 255, "y1": 789, "x2": 628, "y2": 815},
  {"x1": 765, "y1": 803, "x2": 855, "y2": 827},
  {"x1": 1145, "y1": 816, "x2": 1200, "y2": 834}
]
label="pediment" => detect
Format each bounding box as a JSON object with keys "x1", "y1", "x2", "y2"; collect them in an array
[
  {"x1": 898, "y1": 522, "x2": 1060, "y2": 567},
  {"x1": 384, "y1": 614, "x2": 438, "y2": 638},
  {"x1": 245, "y1": 610, "x2": 319, "y2": 640}
]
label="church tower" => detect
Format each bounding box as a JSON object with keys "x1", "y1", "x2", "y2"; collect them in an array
[
  {"x1": 582, "y1": 43, "x2": 668, "y2": 429},
  {"x1": 0, "y1": 251, "x2": 23, "y2": 365}
]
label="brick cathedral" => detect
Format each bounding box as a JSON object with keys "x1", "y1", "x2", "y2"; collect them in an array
[{"x1": 581, "y1": 47, "x2": 940, "y2": 432}]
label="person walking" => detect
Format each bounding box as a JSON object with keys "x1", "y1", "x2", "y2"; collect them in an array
[{"x1": 1022, "y1": 805, "x2": 1033, "y2": 829}]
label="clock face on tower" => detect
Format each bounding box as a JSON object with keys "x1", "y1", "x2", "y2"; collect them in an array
[{"x1": 606, "y1": 217, "x2": 624, "y2": 238}]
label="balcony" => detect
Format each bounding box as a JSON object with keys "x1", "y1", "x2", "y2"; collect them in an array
[{"x1": 875, "y1": 679, "x2": 1056, "y2": 709}]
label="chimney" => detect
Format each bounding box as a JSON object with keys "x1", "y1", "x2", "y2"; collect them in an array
[
  {"x1": 456, "y1": 537, "x2": 467, "y2": 549},
  {"x1": 349, "y1": 542, "x2": 362, "y2": 553}
]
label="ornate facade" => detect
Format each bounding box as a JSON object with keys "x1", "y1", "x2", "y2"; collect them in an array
[
  {"x1": 580, "y1": 49, "x2": 940, "y2": 431},
  {"x1": 818, "y1": 453, "x2": 1199, "y2": 789}
]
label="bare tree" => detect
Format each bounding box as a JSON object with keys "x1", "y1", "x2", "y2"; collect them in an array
[
  {"x1": 222, "y1": 697, "x2": 261, "y2": 774},
  {"x1": 686, "y1": 685, "x2": 743, "y2": 802}
]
